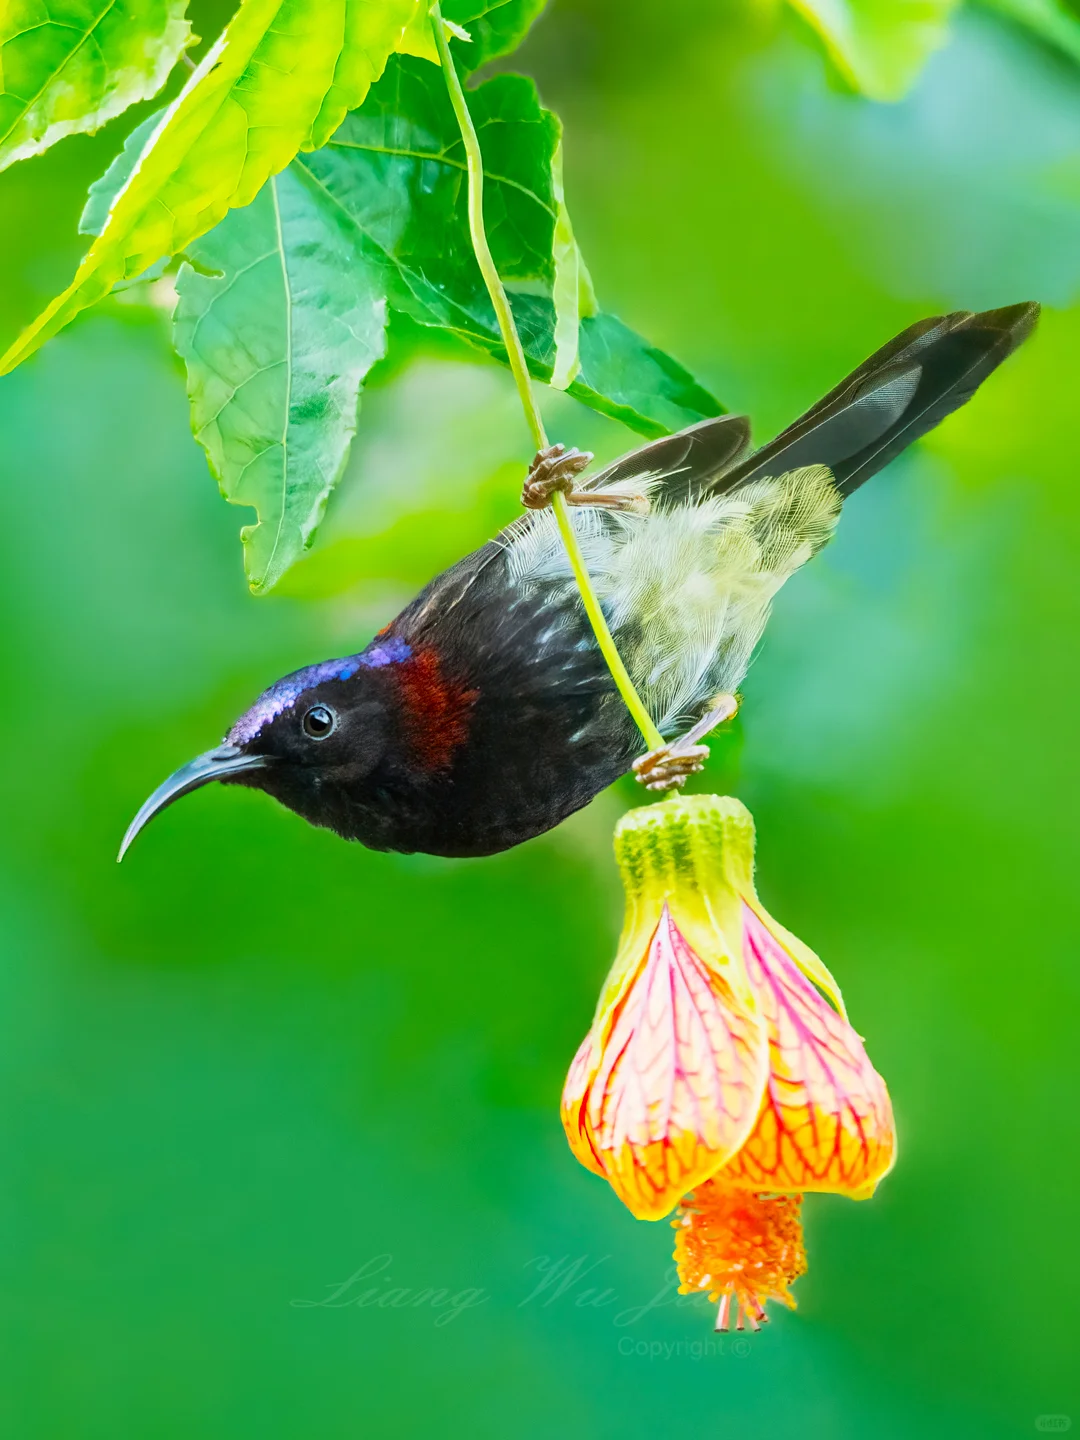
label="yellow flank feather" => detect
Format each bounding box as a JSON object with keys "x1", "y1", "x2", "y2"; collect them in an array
[{"x1": 504, "y1": 466, "x2": 841, "y2": 733}]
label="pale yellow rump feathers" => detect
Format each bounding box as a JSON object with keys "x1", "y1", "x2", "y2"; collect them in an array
[{"x1": 503, "y1": 465, "x2": 841, "y2": 733}]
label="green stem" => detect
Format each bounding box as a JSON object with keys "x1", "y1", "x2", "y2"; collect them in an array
[
  {"x1": 548, "y1": 496, "x2": 663, "y2": 748},
  {"x1": 431, "y1": 6, "x2": 543, "y2": 454},
  {"x1": 431, "y1": 7, "x2": 664, "y2": 751}
]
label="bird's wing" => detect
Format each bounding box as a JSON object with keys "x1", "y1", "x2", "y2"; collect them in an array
[
  {"x1": 580, "y1": 415, "x2": 752, "y2": 506},
  {"x1": 394, "y1": 542, "x2": 617, "y2": 708},
  {"x1": 370, "y1": 541, "x2": 637, "y2": 853},
  {"x1": 713, "y1": 303, "x2": 1039, "y2": 499},
  {"x1": 387, "y1": 539, "x2": 506, "y2": 636}
]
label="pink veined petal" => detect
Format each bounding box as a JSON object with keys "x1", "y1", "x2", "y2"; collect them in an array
[
  {"x1": 580, "y1": 905, "x2": 769, "y2": 1220},
  {"x1": 561, "y1": 1032, "x2": 607, "y2": 1178},
  {"x1": 723, "y1": 903, "x2": 896, "y2": 1196}
]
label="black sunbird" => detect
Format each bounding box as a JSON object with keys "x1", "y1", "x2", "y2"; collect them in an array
[{"x1": 120, "y1": 303, "x2": 1039, "y2": 860}]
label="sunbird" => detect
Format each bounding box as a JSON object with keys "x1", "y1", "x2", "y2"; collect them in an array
[{"x1": 120, "y1": 303, "x2": 1038, "y2": 860}]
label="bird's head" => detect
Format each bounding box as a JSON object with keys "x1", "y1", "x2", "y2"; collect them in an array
[{"x1": 118, "y1": 646, "x2": 406, "y2": 859}]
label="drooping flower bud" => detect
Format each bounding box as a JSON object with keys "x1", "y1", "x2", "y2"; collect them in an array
[{"x1": 561, "y1": 794, "x2": 895, "y2": 1324}]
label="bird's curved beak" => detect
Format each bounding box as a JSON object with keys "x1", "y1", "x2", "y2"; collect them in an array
[{"x1": 118, "y1": 744, "x2": 271, "y2": 862}]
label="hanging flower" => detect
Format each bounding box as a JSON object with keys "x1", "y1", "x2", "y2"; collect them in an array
[{"x1": 561, "y1": 794, "x2": 895, "y2": 1330}]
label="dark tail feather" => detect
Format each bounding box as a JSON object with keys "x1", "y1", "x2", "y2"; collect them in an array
[
  {"x1": 582, "y1": 413, "x2": 752, "y2": 506},
  {"x1": 715, "y1": 302, "x2": 1039, "y2": 499}
]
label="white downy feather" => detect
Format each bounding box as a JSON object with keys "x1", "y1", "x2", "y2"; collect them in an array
[{"x1": 502, "y1": 466, "x2": 841, "y2": 733}]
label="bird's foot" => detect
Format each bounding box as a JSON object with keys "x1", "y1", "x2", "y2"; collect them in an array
[
  {"x1": 633, "y1": 744, "x2": 710, "y2": 792},
  {"x1": 632, "y1": 694, "x2": 740, "y2": 794},
  {"x1": 521, "y1": 443, "x2": 647, "y2": 514},
  {"x1": 522, "y1": 443, "x2": 592, "y2": 509}
]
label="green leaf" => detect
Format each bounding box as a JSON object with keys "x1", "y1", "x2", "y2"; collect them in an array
[
  {"x1": 79, "y1": 109, "x2": 165, "y2": 237},
  {"x1": 448, "y1": 296, "x2": 721, "y2": 438},
  {"x1": 550, "y1": 139, "x2": 589, "y2": 391},
  {"x1": 0, "y1": 0, "x2": 191, "y2": 173},
  {"x1": 0, "y1": 0, "x2": 421, "y2": 377},
  {"x1": 295, "y1": 56, "x2": 722, "y2": 436},
  {"x1": 445, "y1": 0, "x2": 548, "y2": 68},
  {"x1": 296, "y1": 62, "x2": 554, "y2": 323},
  {"x1": 787, "y1": 0, "x2": 960, "y2": 101},
  {"x1": 177, "y1": 165, "x2": 394, "y2": 593},
  {"x1": 173, "y1": 167, "x2": 389, "y2": 594},
  {"x1": 163, "y1": 48, "x2": 718, "y2": 587},
  {"x1": 399, "y1": 0, "x2": 547, "y2": 70},
  {"x1": 978, "y1": 0, "x2": 1080, "y2": 65},
  {"x1": 574, "y1": 314, "x2": 720, "y2": 438}
]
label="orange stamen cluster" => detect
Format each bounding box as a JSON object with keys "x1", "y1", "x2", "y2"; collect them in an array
[{"x1": 673, "y1": 1179, "x2": 807, "y2": 1331}]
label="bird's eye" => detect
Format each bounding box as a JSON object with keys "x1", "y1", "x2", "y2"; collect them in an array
[{"x1": 302, "y1": 704, "x2": 336, "y2": 739}]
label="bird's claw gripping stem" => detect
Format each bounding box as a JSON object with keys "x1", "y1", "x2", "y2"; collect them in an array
[
  {"x1": 521, "y1": 443, "x2": 647, "y2": 514},
  {"x1": 633, "y1": 744, "x2": 710, "y2": 792},
  {"x1": 521, "y1": 443, "x2": 592, "y2": 508},
  {"x1": 633, "y1": 694, "x2": 739, "y2": 793}
]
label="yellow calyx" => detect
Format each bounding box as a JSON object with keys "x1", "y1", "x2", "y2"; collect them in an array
[
  {"x1": 612, "y1": 794, "x2": 847, "y2": 1018},
  {"x1": 613, "y1": 793, "x2": 755, "y2": 968}
]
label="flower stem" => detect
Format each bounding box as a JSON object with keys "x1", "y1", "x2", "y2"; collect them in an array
[
  {"x1": 547, "y1": 499, "x2": 663, "y2": 747},
  {"x1": 430, "y1": 7, "x2": 664, "y2": 751}
]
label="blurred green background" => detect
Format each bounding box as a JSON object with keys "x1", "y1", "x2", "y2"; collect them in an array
[{"x1": 1, "y1": 1, "x2": 1078, "y2": 1435}]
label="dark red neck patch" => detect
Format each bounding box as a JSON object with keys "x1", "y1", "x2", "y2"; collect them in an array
[{"x1": 394, "y1": 644, "x2": 479, "y2": 773}]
